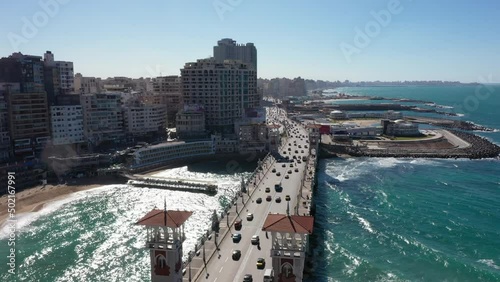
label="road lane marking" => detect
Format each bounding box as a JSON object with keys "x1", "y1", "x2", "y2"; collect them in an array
[
  {"x1": 225, "y1": 257, "x2": 228, "y2": 262},
  {"x1": 219, "y1": 267, "x2": 223, "y2": 273}
]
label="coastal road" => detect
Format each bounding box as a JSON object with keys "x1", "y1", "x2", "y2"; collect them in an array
[{"x1": 195, "y1": 109, "x2": 310, "y2": 282}]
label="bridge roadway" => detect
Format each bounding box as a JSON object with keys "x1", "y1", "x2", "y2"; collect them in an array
[{"x1": 194, "y1": 115, "x2": 310, "y2": 282}]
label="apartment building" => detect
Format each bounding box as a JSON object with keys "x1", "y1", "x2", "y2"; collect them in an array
[
  {"x1": 74, "y1": 73, "x2": 101, "y2": 94},
  {"x1": 176, "y1": 104, "x2": 206, "y2": 139},
  {"x1": 50, "y1": 105, "x2": 85, "y2": 145},
  {"x1": 44, "y1": 51, "x2": 74, "y2": 94},
  {"x1": 123, "y1": 99, "x2": 167, "y2": 136},
  {"x1": 181, "y1": 58, "x2": 260, "y2": 134},
  {"x1": 80, "y1": 93, "x2": 124, "y2": 146},
  {"x1": 213, "y1": 38, "x2": 257, "y2": 70},
  {"x1": 152, "y1": 75, "x2": 182, "y2": 127}
]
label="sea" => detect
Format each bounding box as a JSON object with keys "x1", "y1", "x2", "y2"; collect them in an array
[{"x1": 1, "y1": 85, "x2": 500, "y2": 282}]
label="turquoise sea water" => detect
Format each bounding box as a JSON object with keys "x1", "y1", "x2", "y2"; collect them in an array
[
  {"x1": 307, "y1": 86, "x2": 500, "y2": 281},
  {"x1": 1, "y1": 85, "x2": 499, "y2": 281}
]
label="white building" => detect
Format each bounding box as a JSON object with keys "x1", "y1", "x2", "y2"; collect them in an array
[
  {"x1": 50, "y1": 105, "x2": 85, "y2": 145},
  {"x1": 123, "y1": 102, "x2": 167, "y2": 136},
  {"x1": 181, "y1": 58, "x2": 260, "y2": 134},
  {"x1": 129, "y1": 140, "x2": 215, "y2": 170}
]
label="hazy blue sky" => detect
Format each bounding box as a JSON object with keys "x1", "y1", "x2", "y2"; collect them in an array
[{"x1": 1, "y1": 0, "x2": 499, "y2": 82}]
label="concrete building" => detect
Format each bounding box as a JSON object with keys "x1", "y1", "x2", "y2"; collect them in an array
[
  {"x1": 80, "y1": 93, "x2": 124, "y2": 146},
  {"x1": 128, "y1": 140, "x2": 215, "y2": 171},
  {"x1": 152, "y1": 76, "x2": 182, "y2": 127},
  {"x1": 330, "y1": 110, "x2": 347, "y2": 120},
  {"x1": 50, "y1": 105, "x2": 85, "y2": 146},
  {"x1": 175, "y1": 104, "x2": 206, "y2": 139},
  {"x1": 5, "y1": 89, "x2": 50, "y2": 160},
  {"x1": 0, "y1": 87, "x2": 11, "y2": 161},
  {"x1": 123, "y1": 99, "x2": 167, "y2": 137},
  {"x1": 382, "y1": 119, "x2": 420, "y2": 137},
  {"x1": 44, "y1": 51, "x2": 74, "y2": 94},
  {"x1": 213, "y1": 38, "x2": 257, "y2": 70},
  {"x1": 74, "y1": 73, "x2": 101, "y2": 94},
  {"x1": 259, "y1": 77, "x2": 306, "y2": 97},
  {"x1": 181, "y1": 58, "x2": 260, "y2": 134},
  {"x1": 0, "y1": 53, "x2": 45, "y2": 93}
]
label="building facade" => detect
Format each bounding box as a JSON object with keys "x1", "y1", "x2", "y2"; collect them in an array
[
  {"x1": 6, "y1": 90, "x2": 50, "y2": 160},
  {"x1": 129, "y1": 140, "x2": 215, "y2": 171},
  {"x1": 213, "y1": 38, "x2": 257, "y2": 70},
  {"x1": 44, "y1": 51, "x2": 74, "y2": 94},
  {"x1": 123, "y1": 100, "x2": 167, "y2": 136},
  {"x1": 181, "y1": 58, "x2": 260, "y2": 134},
  {"x1": 175, "y1": 104, "x2": 206, "y2": 139},
  {"x1": 74, "y1": 73, "x2": 101, "y2": 94},
  {"x1": 152, "y1": 75, "x2": 182, "y2": 127},
  {"x1": 50, "y1": 105, "x2": 85, "y2": 145},
  {"x1": 80, "y1": 93, "x2": 124, "y2": 146}
]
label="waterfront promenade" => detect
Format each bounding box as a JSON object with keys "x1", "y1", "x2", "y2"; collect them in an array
[{"x1": 182, "y1": 110, "x2": 316, "y2": 282}]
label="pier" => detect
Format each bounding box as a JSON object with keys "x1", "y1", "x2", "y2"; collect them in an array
[{"x1": 125, "y1": 175, "x2": 217, "y2": 195}]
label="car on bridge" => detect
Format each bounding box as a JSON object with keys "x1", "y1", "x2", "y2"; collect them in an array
[
  {"x1": 235, "y1": 220, "x2": 242, "y2": 231},
  {"x1": 257, "y1": 258, "x2": 266, "y2": 269},
  {"x1": 251, "y1": 235, "x2": 260, "y2": 245},
  {"x1": 232, "y1": 233, "x2": 242, "y2": 243},
  {"x1": 232, "y1": 250, "x2": 241, "y2": 261}
]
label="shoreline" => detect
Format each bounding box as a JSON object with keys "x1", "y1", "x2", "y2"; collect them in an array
[{"x1": 0, "y1": 175, "x2": 124, "y2": 226}]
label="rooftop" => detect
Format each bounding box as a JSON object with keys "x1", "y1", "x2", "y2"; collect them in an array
[
  {"x1": 262, "y1": 214, "x2": 314, "y2": 234},
  {"x1": 136, "y1": 209, "x2": 192, "y2": 228}
]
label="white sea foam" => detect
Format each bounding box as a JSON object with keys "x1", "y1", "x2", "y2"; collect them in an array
[{"x1": 477, "y1": 259, "x2": 500, "y2": 270}]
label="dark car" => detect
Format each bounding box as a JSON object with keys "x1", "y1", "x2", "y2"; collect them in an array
[
  {"x1": 256, "y1": 197, "x2": 262, "y2": 204},
  {"x1": 295, "y1": 168, "x2": 299, "y2": 172},
  {"x1": 272, "y1": 168, "x2": 276, "y2": 173},
  {"x1": 232, "y1": 233, "x2": 242, "y2": 243},
  {"x1": 266, "y1": 195, "x2": 272, "y2": 202},
  {"x1": 282, "y1": 164, "x2": 286, "y2": 167},
  {"x1": 275, "y1": 197, "x2": 282, "y2": 203},
  {"x1": 285, "y1": 195, "x2": 291, "y2": 201},
  {"x1": 243, "y1": 274, "x2": 253, "y2": 282},
  {"x1": 265, "y1": 187, "x2": 271, "y2": 193},
  {"x1": 247, "y1": 213, "x2": 254, "y2": 221},
  {"x1": 232, "y1": 250, "x2": 241, "y2": 260},
  {"x1": 235, "y1": 220, "x2": 242, "y2": 231},
  {"x1": 256, "y1": 258, "x2": 266, "y2": 269}
]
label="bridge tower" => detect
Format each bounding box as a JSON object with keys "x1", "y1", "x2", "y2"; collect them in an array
[
  {"x1": 136, "y1": 206, "x2": 192, "y2": 282},
  {"x1": 262, "y1": 207, "x2": 314, "y2": 282}
]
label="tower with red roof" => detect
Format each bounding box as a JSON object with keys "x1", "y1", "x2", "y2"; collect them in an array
[
  {"x1": 262, "y1": 213, "x2": 314, "y2": 282},
  {"x1": 137, "y1": 208, "x2": 192, "y2": 282}
]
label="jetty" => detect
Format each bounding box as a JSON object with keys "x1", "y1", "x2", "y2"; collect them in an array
[{"x1": 125, "y1": 174, "x2": 217, "y2": 195}]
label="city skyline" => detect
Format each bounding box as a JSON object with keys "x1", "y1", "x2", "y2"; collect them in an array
[{"x1": 1, "y1": 0, "x2": 500, "y2": 83}]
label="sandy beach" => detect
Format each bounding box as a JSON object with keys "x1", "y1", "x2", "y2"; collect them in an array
[{"x1": 0, "y1": 176, "x2": 125, "y2": 225}]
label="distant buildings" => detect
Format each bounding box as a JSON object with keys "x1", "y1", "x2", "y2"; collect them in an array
[
  {"x1": 180, "y1": 58, "x2": 260, "y2": 134},
  {"x1": 213, "y1": 38, "x2": 257, "y2": 70},
  {"x1": 259, "y1": 77, "x2": 306, "y2": 97},
  {"x1": 74, "y1": 73, "x2": 101, "y2": 94}
]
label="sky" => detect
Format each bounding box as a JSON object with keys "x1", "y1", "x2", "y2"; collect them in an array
[{"x1": 0, "y1": 0, "x2": 499, "y2": 83}]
